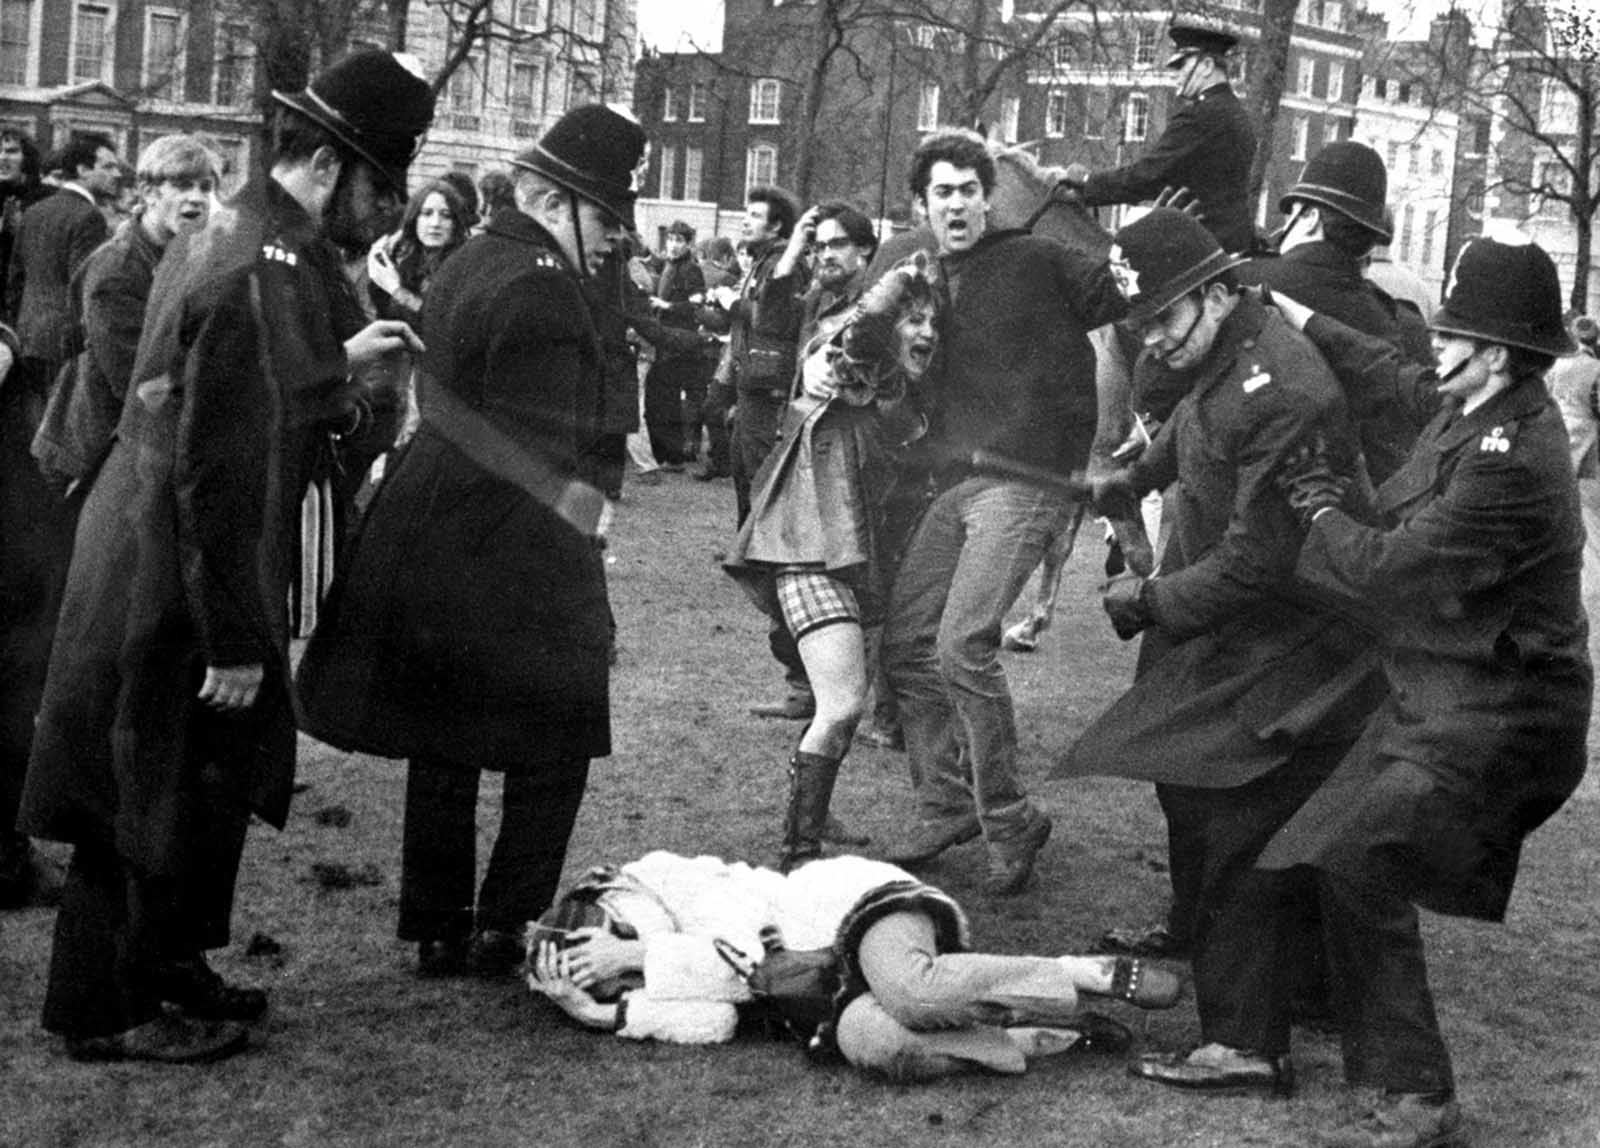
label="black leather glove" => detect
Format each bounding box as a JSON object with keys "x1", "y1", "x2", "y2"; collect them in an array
[
  {"x1": 1102, "y1": 574, "x2": 1154, "y2": 641},
  {"x1": 1090, "y1": 468, "x2": 1141, "y2": 520},
  {"x1": 1275, "y1": 435, "x2": 1349, "y2": 530}
]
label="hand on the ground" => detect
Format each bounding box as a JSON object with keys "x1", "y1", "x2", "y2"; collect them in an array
[
  {"x1": 345, "y1": 320, "x2": 425, "y2": 369},
  {"x1": 563, "y1": 927, "x2": 646, "y2": 987},
  {"x1": 1102, "y1": 574, "x2": 1153, "y2": 641},
  {"x1": 199, "y1": 664, "x2": 263, "y2": 710}
]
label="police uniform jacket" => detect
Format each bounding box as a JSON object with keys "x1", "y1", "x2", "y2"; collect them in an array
[
  {"x1": 296, "y1": 208, "x2": 612, "y2": 771},
  {"x1": 1241, "y1": 241, "x2": 1433, "y2": 482},
  {"x1": 1258, "y1": 321, "x2": 1590, "y2": 921},
  {"x1": 1059, "y1": 293, "x2": 1382, "y2": 788},
  {"x1": 1082, "y1": 85, "x2": 1257, "y2": 254},
  {"x1": 19, "y1": 178, "x2": 386, "y2": 874}
]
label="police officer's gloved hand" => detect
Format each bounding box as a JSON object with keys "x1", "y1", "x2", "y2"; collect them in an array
[
  {"x1": 1102, "y1": 573, "x2": 1154, "y2": 641},
  {"x1": 1276, "y1": 436, "x2": 1348, "y2": 530},
  {"x1": 1091, "y1": 468, "x2": 1142, "y2": 521}
]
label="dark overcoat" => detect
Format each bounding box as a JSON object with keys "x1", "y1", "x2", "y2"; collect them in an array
[
  {"x1": 32, "y1": 219, "x2": 163, "y2": 489},
  {"x1": 6, "y1": 186, "x2": 107, "y2": 365},
  {"x1": 296, "y1": 209, "x2": 612, "y2": 770},
  {"x1": 1240, "y1": 241, "x2": 1433, "y2": 482},
  {"x1": 19, "y1": 179, "x2": 381, "y2": 874},
  {"x1": 1258, "y1": 344, "x2": 1590, "y2": 921},
  {"x1": 1081, "y1": 85, "x2": 1257, "y2": 255},
  {"x1": 1058, "y1": 295, "x2": 1383, "y2": 787}
]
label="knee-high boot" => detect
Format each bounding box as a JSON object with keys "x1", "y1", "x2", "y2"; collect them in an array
[{"x1": 780, "y1": 751, "x2": 842, "y2": 873}]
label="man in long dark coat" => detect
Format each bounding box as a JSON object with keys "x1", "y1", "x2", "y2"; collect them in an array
[
  {"x1": 296, "y1": 105, "x2": 643, "y2": 981},
  {"x1": 18, "y1": 50, "x2": 433, "y2": 1063},
  {"x1": 1206, "y1": 238, "x2": 1589, "y2": 1148},
  {"x1": 1059, "y1": 208, "x2": 1378, "y2": 1096},
  {"x1": 1065, "y1": 17, "x2": 1257, "y2": 255}
]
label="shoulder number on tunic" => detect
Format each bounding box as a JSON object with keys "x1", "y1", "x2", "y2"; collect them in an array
[
  {"x1": 1241, "y1": 364, "x2": 1272, "y2": 393},
  {"x1": 261, "y1": 242, "x2": 298, "y2": 267},
  {"x1": 1480, "y1": 425, "x2": 1511, "y2": 454}
]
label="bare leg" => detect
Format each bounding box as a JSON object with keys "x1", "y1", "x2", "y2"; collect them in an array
[{"x1": 795, "y1": 621, "x2": 867, "y2": 760}]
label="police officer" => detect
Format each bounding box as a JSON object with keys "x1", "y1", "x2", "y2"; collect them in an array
[
  {"x1": 1064, "y1": 17, "x2": 1257, "y2": 255},
  {"x1": 1242, "y1": 140, "x2": 1432, "y2": 481},
  {"x1": 1060, "y1": 208, "x2": 1379, "y2": 1098},
  {"x1": 1223, "y1": 235, "x2": 1590, "y2": 1148}
]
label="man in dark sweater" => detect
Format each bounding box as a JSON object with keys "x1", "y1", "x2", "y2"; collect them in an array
[{"x1": 881, "y1": 130, "x2": 1127, "y2": 895}]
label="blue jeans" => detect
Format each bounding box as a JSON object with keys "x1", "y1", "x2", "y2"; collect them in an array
[{"x1": 882, "y1": 476, "x2": 1072, "y2": 839}]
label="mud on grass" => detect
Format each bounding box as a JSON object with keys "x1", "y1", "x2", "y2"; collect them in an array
[{"x1": 3, "y1": 470, "x2": 1599, "y2": 1147}]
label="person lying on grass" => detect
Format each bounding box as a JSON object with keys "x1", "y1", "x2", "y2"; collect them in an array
[{"x1": 527, "y1": 850, "x2": 1180, "y2": 1082}]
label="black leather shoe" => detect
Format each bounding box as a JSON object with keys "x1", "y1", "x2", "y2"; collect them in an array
[
  {"x1": 417, "y1": 937, "x2": 470, "y2": 978},
  {"x1": 65, "y1": 1014, "x2": 250, "y2": 1064},
  {"x1": 152, "y1": 957, "x2": 269, "y2": 1023},
  {"x1": 467, "y1": 929, "x2": 525, "y2": 978},
  {"x1": 1131, "y1": 1043, "x2": 1295, "y2": 1096}
]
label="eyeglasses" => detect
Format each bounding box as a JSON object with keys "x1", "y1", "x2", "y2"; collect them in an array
[{"x1": 814, "y1": 237, "x2": 858, "y2": 253}]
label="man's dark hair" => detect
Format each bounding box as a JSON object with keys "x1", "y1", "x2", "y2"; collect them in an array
[
  {"x1": 701, "y1": 235, "x2": 735, "y2": 266},
  {"x1": 747, "y1": 185, "x2": 800, "y2": 239},
  {"x1": 58, "y1": 133, "x2": 114, "y2": 180},
  {"x1": 478, "y1": 170, "x2": 517, "y2": 220},
  {"x1": 815, "y1": 201, "x2": 878, "y2": 261},
  {"x1": 0, "y1": 128, "x2": 41, "y2": 186},
  {"x1": 908, "y1": 130, "x2": 995, "y2": 202},
  {"x1": 1317, "y1": 207, "x2": 1379, "y2": 259}
]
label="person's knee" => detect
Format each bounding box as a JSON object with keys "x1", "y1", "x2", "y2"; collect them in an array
[
  {"x1": 934, "y1": 624, "x2": 997, "y2": 687},
  {"x1": 835, "y1": 995, "x2": 961, "y2": 1083}
]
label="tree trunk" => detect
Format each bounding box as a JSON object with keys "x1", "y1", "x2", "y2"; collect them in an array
[
  {"x1": 793, "y1": 0, "x2": 844, "y2": 201},
  {"x1": 1246, "y1": 0, "x2": 1299, "y2": 214}
]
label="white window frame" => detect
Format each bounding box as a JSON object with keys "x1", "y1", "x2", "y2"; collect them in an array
[
  {"x1": 683, "y1": 145, "x2": 703, "y2": 202},
  {"x1": 448, "y1": 54, "x2": 484, "y2": 118},
  {"x1": 1327, "y1": 61, "x2": 1344, "y2": 103},
  {"x1": 1398, "y1": 204, "x2": 1415, "y2": 262},
  {"x1": 917, "y1": 82, "x2": 940, "y2": 132},
  {"x1": 143, "y1": 7, "x2": 185, "y2": 102},
  {"x1": 569, "y1": 68, "x2": 597, "y2": 105},
  {"x1": 999, "y1": 94, "x2": 1020, "y2": 144},
  {"x1": 1539, "y1": 161, "x2": 1571, "y2": 219},
  {"x1": 514, "y1": 0, "x2": 546, "y2": 32},
  {"x1": 1133, "y1": 25, "x2": 1157, "y2": 67},
  {"x1": 1291, "y1": 115, "x2": 1309, "y2": 161},
  {"x1": 0, "y1": 0, "x2": 39, "y2": 88},
  {"x1": 1420, "y1": 208, "x2": 1437, "y2": 270},
  {"x1": 1083, "y1": 88, "x2": 1106, "y2": 140},
  {"x1": 509, "y1": 59, "x2": 543, "y2": 125},
  {"x1": 213, "y1": 18, "x2": 253, "y2": 107},
  {"x1": 687, "y1": 81, "x2": 707, "y2": 122},
  {"x1": 749, "y1": 77, "x2": 780, "y2": 124},
  {"x1": 662, "y1": 86, "x2": 678, "y2": 122},
  {"x1": 69, "y1": 1, "x2": 115, "y2": 86},
  {"x1": 1123, "y1": 92, "x2": 1148, "y2": 144},
  {"x1": 1045, "y1": 89, "x2": 1069, "y2": 138},
  {"x1": 745, "y1": 142, "x2": 778, "y2": 198},
  {"x1": 658, "y1": 143, "x2": 677, "y2": 200},
  {"x1": 1324, "y1": 118, "x2": 1341, "y2": 145},
  {"x1": 1297, "y1": 57, "x2": 1316, "y2": 98},
  {"x1": 1051, "y1": 36, "x2": 1073, "y2": 69}
]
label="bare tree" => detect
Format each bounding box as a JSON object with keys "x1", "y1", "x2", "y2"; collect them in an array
[
  {"x1": 1387, "y1": 0, "x2": 1600, "y2": 309},
  {"x1": 1243, "y1": 0, "x2": 1298, "y2": 211}
]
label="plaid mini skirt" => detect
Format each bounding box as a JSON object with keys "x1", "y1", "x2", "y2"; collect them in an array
[{"x1": 774, "y1": 568, "x2": 861, "y2": 639}]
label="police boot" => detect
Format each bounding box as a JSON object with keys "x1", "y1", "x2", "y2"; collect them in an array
[{"x1": 779, "y1": 752, "x2": 842, "y2": 873}]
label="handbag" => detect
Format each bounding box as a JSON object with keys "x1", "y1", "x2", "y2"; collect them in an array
[{"x1": 714, "y1": 936, "x2": 839, "y2": 1050}]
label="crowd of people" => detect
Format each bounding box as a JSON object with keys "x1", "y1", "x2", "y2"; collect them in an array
[{"x1": 0, "y1": 18, "x2": 1594, "y2": 1148}]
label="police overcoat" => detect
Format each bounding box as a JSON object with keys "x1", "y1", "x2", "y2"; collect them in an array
[
  {"x1": 1058, "y1": 294, "x2": 1383, "y2": 787},
  {"x1": 1258, "y1": 333, "x2": 1590, "y2": 921},
  {"x1": 1081, "y1": 85, "x2": 1257, "y2": 255},
  {"x1": 296, "y1": 209, "x2": 612, "y2": 770},
  {"x1": 19, "y1": 178, "x2": 384, "y2": 874}
]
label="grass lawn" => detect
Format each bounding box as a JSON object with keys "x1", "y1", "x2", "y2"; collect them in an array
[{"x1": 3, "y1": 466, "x2": 1598, "y2": 1147}]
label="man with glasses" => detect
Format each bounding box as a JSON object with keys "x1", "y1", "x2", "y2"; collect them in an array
[{"x1": 1064, "y1": 17, "x2": 1257, "y2": 255}]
